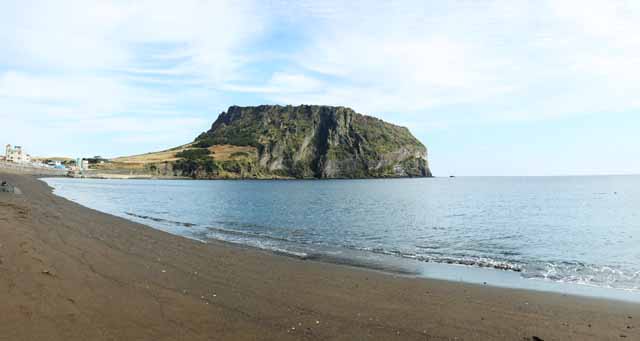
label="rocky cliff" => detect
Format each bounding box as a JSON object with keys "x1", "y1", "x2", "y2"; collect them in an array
[{"x1": 186, "y1": 105, "x2": 432, "y2": 179}]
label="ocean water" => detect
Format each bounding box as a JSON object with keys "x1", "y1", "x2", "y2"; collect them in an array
[{"x1": 44, "y1": 176, "x2": 640, "y2": 300}]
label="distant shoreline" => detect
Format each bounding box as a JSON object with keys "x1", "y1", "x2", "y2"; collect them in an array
[
  {"x1": 67, "y1": 171, "x2": 640, "y2": 180},
  {"x1": 69, "y1": 171, "x2": 436, "y2": 181}
]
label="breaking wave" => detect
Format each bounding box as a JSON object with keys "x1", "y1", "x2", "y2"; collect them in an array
[{"x1": 122, "y1": 211, "x2": 640, "y2": 291}]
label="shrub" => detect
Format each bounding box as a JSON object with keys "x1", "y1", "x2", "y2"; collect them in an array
[
  {"x1": 175, "y1": 148, "x2": 210, "y2": 160},
  {"x1": 221, "y1": 160, "x2": 242, "y2": 173},
  {"x1": 193, "y1": 140, "x2": 213, "y2": 148},
  {"x1": 230, "y1": 151, "x2": 250, "y2": 159}
]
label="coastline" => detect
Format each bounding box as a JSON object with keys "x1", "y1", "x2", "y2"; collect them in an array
[
  {"x1": 76, "y1": 170, "x2": 434, "y2": 180},
  {"x1": 1, "y1": 172, "x2": 639, "y2": 340}
]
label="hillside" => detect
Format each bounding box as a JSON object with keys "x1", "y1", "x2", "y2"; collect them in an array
[{"x1": 95, "y1": 105, "x2": 432, "y2": 179}]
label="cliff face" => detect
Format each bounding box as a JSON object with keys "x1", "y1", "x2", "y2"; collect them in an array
[{"x1": 194, "y1": 105, "x2": 432, "y2": 179}]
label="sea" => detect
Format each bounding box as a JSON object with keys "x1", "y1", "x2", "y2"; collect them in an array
[{"x1": 43, "y1": 176, "x2": 640, "y2": 302}]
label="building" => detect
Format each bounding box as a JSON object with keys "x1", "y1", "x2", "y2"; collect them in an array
[
  {"x1": 75, "y1": 158, "x2": 90, "y2": 171},
  {"x1": 5, "y1": 144, "x2": 31, "y2": 163}
]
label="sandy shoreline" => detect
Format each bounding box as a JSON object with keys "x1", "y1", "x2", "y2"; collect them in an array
[{"x1": 1, "y1": 172, "x2": 639, "y2": 340}]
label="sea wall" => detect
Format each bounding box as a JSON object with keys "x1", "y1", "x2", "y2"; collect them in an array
[{"x1": 0, "y1": 161, "x2": 67, "y2": 176}]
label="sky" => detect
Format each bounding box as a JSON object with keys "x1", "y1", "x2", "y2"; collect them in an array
[{"x1": 1, "y1": 0, "x2": 639, "y2": 176}]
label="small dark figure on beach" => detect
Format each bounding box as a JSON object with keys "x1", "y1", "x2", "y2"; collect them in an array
[{"x1": 0, "y1": 181, "x2": 14, "y2": 193}]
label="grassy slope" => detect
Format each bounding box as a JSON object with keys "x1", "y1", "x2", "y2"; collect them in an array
[
  {"x1": 92, "y1": 105, "x2": 428, "y2": 179},
  {"x1": 94, "y1": 144, "x2": 259, "y2": 178}
]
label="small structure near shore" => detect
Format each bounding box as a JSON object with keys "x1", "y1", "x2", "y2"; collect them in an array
[{"x1": 0, "y1": 181, "x2": 21, "y2": 194}]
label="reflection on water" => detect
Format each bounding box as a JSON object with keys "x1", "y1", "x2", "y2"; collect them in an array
[{"x1": 44, "y1": 176, "x2": 640, "y2": 297}]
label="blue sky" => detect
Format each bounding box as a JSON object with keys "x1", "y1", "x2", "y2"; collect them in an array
[{"x1": 1, "y1": 0, "x2": 639, "y2": 176}]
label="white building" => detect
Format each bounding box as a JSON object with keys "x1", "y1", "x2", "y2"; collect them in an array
[
  {"x1": 5, "y1": 144, "x2": 31, "y2": 163},
  {"x1": 75, "y1": 158, "x2": 90, "y2": 171}
]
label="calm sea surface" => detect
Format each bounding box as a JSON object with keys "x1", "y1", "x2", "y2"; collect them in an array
[{"x1": 44, "y1": 176, "x2": 640, "y2": 299}]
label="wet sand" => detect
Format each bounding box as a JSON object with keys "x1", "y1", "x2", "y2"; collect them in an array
[{"x1": 0, "y1": 172, "x2": 638, "y2": 340}]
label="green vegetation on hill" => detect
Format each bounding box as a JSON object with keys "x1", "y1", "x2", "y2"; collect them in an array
[
  {"x1": 175, "y1": 148, "x2": 211, "y2": 160},
  {"x1": 185, "y1": 105, "x2": 431, "y2": 179},
  {"x1": 173, "y1": 146, "x2": 260, "y2": 179}
]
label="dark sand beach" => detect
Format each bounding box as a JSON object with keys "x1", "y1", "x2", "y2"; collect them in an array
[{"x1": 1, "y1": 172, "x2": 639, "y2": 340}]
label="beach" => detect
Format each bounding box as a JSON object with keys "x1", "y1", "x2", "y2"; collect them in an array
[{"x1": 1, "y1": 172, "x2": 639, "y2": 340}]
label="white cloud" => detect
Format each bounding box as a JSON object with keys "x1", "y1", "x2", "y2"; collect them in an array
[
  {"x1": 1, "y1": 1, "x2": 128, "y2": 70},
  {"x1": 250, "y1": 1, "x2": 520, "y2": 116},
  {"x1": 223, "y1": 72, "x2": 325, "y2": 94},
  {"x1": 2, "y1": 0, "x2": 640, "y2": 164},
  {"x1": 254, "y1": 0, "x2": 640, "y2": 125},
  {"x1": 0, "y1": 0, "x2": 264, "y2": 156}
]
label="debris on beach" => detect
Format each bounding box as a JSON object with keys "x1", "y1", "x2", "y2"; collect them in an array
[
  {"x1": 41, "y1": 270, "x2": 55, "y2": 277},
  {"x1": 0, "y1": 181, "x2": 15, "y2": 193}
]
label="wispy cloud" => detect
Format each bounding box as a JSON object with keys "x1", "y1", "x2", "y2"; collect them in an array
[
  {"x1": 0, "y1": 0, "x2": 265, "y2": 156},
  {"x1": 246, "y1": 1, "x2": 640, "y2": 123},
  {"x1": 1, "y1": 0, "x2": 639, "y2": 174}
]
